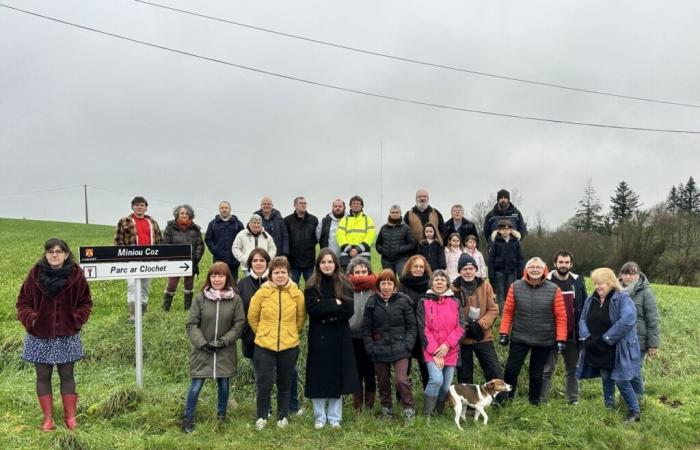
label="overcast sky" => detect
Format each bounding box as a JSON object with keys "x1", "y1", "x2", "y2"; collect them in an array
[{"x1": 1, "y1": 0, "x2": 698, "y2": 230}]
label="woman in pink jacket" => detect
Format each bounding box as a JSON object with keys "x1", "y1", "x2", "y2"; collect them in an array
[{"x1": 417, "y1": 269, "x2": 465, "y2": 416}]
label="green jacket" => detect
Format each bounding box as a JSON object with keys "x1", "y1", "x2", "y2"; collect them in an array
[
  {"x1": 623, "y1": 273, "x2": 660, "y2": 352},
  {"x1": 186, "y1": 290, "x2": 245, "y2": 378}
]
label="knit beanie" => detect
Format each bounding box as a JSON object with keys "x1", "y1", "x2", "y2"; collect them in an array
[
  {"x1": 497, "y1": 189, "x2": 510, "y2": 200},
  {"x1": 458, "y1": 253, "x2": 477, "y2": 272}
]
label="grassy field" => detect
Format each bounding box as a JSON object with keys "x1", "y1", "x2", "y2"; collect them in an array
[{"x1": 1, "y1": 218, "x2": 699, "y2": 449}]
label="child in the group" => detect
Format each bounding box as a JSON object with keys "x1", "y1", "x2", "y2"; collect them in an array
[
  {"x1": 487, "y1": 220, "x2": 524, "y2": 314},
  {"x1": 418, "y1": 223, "x2": 446, "y2": 272},
  {"x1": 463, "y1": 235, "x2": 487, "y2": 279},
  {"x1": 444, "y1": 232, "x2": 466, "y2": 281}
]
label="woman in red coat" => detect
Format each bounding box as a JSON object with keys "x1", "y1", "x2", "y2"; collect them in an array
[{"x1": 16, "y1": 239, "x2": 93, "y2": 431}]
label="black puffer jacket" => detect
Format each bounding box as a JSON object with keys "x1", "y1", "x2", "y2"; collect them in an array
[
  {"x1": 162, "y1": 221, "x2": 205, "y2": 275},
  {"x1": 361, "y1": 292, "x2": 417, "y2": 363},
  {"x1": 419, "y1": 241, "x2": 447, "y2": 271},
  {"x1": 442, "y1": 218, "x2": 479, "y2": 247},
  {"x1": 237, "y1": 272, "x2": 268, "y2": 359},
  {"x1": 487, "y1": 234, "x2": 524, "y2": 275},
  {"x1": 284, "y1": 213, "x2": 319, "y2": 269},
  {"x1": 376, "y1": 222, "x2": 416, "y2": 263}
]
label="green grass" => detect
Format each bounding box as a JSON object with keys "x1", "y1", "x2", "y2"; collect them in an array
[{"x1": 1, "y1": 218, "x2": 699, "y2": 449}]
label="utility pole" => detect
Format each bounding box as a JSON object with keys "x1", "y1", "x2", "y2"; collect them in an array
[{"x1": 83, "y1": 184, "x2": 89, "y2": 224}]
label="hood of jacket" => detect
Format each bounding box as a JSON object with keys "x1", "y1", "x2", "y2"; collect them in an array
[
  {"x1": 255, "y1": 208, "x2": 283, "y2": 221},
  {"x1": 213, "y1": 214, "x2": 240, "y2": 224},
  {"x1": 423, "y1": 289, "x2": 455, "y2": 298},
  {"x1": 490, "y1": 228, "x2": 522, "y2": 243}
]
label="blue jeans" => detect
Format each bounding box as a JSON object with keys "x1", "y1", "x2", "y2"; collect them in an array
[
  {"x1": 630, "y1": 352, "x2": 646, "y2": 400},
  {"x1": 493, "y1": 271, "x2": 516, "y2": 314},
  {"x1": 600, "y1": 369, "x2": 639, "y2": 413},
  {"x1": 425, "y1": 362, "x2": 455, "y2": 400},
  {"x1": 184, "y1": 377, "x2": 230, "y2": 419},
  {"x1": 290, "y1": 267, "x2": 314, "y2": 286},
  {"x1": 311, "y1": 397, "x2": 342, "y2": 425}
]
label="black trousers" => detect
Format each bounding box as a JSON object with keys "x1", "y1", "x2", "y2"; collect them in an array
[
  {"x1": 457, "y1": 341, "x2": 503, "y2": 384},
  {"x1": 503, "y1": 340, "x2": 553, "y2": 405},
  {"x1": 253, "y1": 345, "x2": 299, "y2": 420}
]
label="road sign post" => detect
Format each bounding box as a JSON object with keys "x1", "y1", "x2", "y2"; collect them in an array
[{"x1": 79, "y1": 244, "x2": 192, "y2": 388}]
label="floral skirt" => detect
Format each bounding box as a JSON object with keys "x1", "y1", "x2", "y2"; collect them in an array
[{"x1": 22, "y1": 333, "x2": 84, "y2": 365}]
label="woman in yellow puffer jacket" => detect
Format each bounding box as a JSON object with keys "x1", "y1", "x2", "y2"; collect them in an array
[{"x1": 248, "y1": 256, "x2": 306, "y2": 430}]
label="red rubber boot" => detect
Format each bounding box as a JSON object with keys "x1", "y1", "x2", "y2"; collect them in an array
[
  {"x1": 61, "y1": 393, "x2": 78, "y2": 430},
  {"x1": 38, "y1": 394, "x2": 55, "y2": 431}
]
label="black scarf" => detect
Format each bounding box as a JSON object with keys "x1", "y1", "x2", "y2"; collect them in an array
[
  {"x1": 38, "y1": 260, "x2": 72, "y2": 298},
  {"x1": 399, "y1": 274, "x2": 430, "y2": 293}
]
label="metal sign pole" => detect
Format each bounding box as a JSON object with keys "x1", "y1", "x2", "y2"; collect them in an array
[{"x1": 134, "y1": 278, "x2": 144, "y2": 388}]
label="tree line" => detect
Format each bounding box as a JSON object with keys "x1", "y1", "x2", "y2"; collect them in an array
[{"x1": 517, "y1": 176, "x2": 699, "y2": 286}]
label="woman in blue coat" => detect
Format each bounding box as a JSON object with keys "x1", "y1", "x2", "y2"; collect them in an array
[{"x1": 576, "y1": 267, "x2": 642, "y2": 423}]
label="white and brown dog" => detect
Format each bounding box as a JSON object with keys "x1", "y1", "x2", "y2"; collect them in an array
[{"x1": 447, "y1": 379, "x2": 512, "y2": 429}]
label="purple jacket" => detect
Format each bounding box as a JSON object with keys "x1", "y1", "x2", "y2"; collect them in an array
[{"x1": 417, "y1": 290, "x2": 465, "y2": 366}]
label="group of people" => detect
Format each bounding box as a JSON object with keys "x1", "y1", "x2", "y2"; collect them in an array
[{"x1": 16, "y1": 188, "x2": 660, "y2": 432}]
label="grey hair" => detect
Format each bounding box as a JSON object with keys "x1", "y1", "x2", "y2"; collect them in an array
[
  {"x1": 525, "y1": 257, "x2": 546, "y2": 268},
  {"x1": 173, "y1": 204, "x2": 195, "y2": 220},
  {"x1": 346, "y1": 256, "x2": 372, "y2": 275},
  {"x1": 389, "y1": 204, "x2": 401, "y2": 211},
  {"x1": 430, "y1": 269, "x2": 450, "y2": 286},
  {"x1": 451, "y1": 204, "x2": 464, "y2": 211},
  {"x1": 619, "y1": 261, "x2": 641, "y2": 275},
  {"x1": 249, "y1": 213, "x2": 262, "y2": 224}
]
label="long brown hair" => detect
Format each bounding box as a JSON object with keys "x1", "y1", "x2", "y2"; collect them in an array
[
  {"x1": 307, "y1": 248, "x2": 348, "y2": 298},
  {"x1": 202, "y1": 261, "x2": 235, "y2": 291}
]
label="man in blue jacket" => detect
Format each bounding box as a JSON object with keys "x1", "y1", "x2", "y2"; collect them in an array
[
  {"x1": 204, "y1": 201, "x2": 244, "y2": 281},
  {"x1": 255, "y1": 196, "x2": 289, "y2": 257}
]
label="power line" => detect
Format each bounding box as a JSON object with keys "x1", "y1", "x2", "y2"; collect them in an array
[
  {"x1": 0, "y1": 185, "x2": 82, "y2": 197},
  {"x1": 134, "y1": 0, "x2": 700, "y2": 109},
  {"x1": 88, "y1": 185, "x2": 217, "y2": 212},
  {"x1": 2, "y1": 3, "x2": 699, "y2": 135}
]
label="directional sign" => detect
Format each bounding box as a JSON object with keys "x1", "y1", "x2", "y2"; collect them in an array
[
  {"x1": 79, "y1": 245, "x2": 192, "y2": 281},
  {"x1": 78, "y1": 244, "x2": 194, "y2": 389}
]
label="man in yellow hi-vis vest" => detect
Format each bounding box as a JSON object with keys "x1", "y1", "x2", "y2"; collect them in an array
[{"x1": 336, "y1": 195, "x2": 376, "y2": 270}]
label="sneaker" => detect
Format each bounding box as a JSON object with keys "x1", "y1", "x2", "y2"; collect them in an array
[
  {"x1": 182, "y1": 417, "x2": 195, "y2": 433},
  {"x1": 293, "y1": 407, "x2": 305, "y2": 417},
  {"x1": 381, "y1": 407, "x2": 394, "y2": 419},
  {"x1": 277, "y1": 417, "x2": 289, "y2": 428},
  {"x1": 403, "y1": 408, "x2": 416, "y2": 421},
  {"x1": 255, "y1": 418, "x2": 267, "y2": 431},
  {"x1": 314, "y1": 421, "x2": 325, "y2": 430},
  {"x1": 624, "y1": 411, "x2": 641, "y2": 423},
  {"x1": 330, "y1": 422, "x2": 341, "y2": 429}
]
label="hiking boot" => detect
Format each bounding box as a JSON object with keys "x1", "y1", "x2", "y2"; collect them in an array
[
  {"x1": 403, "y1": 408, "x2": 416, "y2": 422},
  {"x1": 624, "y1": 411, "x2": 641, "y2": 423},
  {"x1": 162, "y1": 292, "x2": 175, "y2": 311},
  {"x1": 381, "y1": 406, "x2": 393, "y2": 419},
  {"x1": 184, "y1": 291, "x2": 193, "y2": 311}
]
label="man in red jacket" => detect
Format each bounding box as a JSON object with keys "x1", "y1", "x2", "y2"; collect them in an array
[{"x1": 498, "y1": 257, "x2": 567, "y2": 405}]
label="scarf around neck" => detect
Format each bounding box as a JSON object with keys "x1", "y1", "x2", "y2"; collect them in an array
[
  {"x1": 38, "y1": 260, "x2": 72, "y2": 298},
  {"x1": 400, "y1": 274, "x2": 430, "y2": 293},
  {"x1": 203, "y1": 287, "x2": 235, "y2": 301},
  {"x1": 348, "y1": 274, "x2": 377, "y2": 292}
]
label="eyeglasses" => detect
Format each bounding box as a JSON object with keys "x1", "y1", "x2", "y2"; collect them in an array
[
  {"x1": 46, "y1": 250, "x2": 65, "y2": 255},
  {"x1": 527, "y1": 266, "x2": 544, "y2": 270}
]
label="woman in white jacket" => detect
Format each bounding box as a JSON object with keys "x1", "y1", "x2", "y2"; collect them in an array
[{"x1": 233, "y1": 215, "x2": 277, "y2": 273}]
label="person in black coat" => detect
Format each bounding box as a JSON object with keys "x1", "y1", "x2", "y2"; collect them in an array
[
  {"x1": 483, "y1": 189, "x2": 527, "y2": 247},
  {"x1": 418, "y1": 223, "x2": 446, "y2": 272},
  {"x1": 376, "y1": 205, "x2": 416, "y2": 275},
  {"x1": 362, "y1": 269, "x2": 417, "y2": 420},
  {"x1": 488, "y1": 220, "x2": 525, "y2": 314},
  {"x1": 398, "y1": 255, "x2": 432, "y2": 391},
  {"x1": 237, "y1": 249, "x2": 271, "y2": 364},
  {"x1": 304, "y1": 249, "x2": 358, "y2": 429},
  {"x1": 205, "y1": 201, "x2": 245, "y2": 282},
  {"x1": 284, "y1": 196, "x2": 319, "y2": 285},
  {"x1": 162, "y1": 204, "x2": 205, "y2": 311},
  {"x1": 442, "y1": 204, "x2": 479, "y2": 247}
]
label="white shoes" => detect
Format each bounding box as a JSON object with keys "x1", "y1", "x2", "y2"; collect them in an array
[
  {"x1": 255, "y1": 418, "x2": 267, "y2": 431},
  {"x1": 330, "y1": 422, "x2": 341, "y2": 429},
  {"x1": 277, "y1": 417, "x2": 289, "y2": 429},
  {"x1": 294, "y1": 407, "x2": 305, "y2": 417},
  {"x1": 314, "y1": 421, "x2": 325, "y2": 430}
]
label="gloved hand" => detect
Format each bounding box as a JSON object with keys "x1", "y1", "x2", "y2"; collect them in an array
[
  {"x1": 468, "y1": 320, "x2": 485, "y2": 342},
  {"x1": 209, "y1": 340, "x2": 225, "y2": 349},
  {"x1": 499, "y1": 334, "x2": 509, "y2": 346},
  {"x1": 557, "y1": 341, "x2": 566, "y2": 354},
  {"x1": 202, "y1": 340, "x2": 224, "y2": 353}
]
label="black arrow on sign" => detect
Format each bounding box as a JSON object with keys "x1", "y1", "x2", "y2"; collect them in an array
[{"x1": 180, "y1": 263, "x2": 190, "y2": 271}]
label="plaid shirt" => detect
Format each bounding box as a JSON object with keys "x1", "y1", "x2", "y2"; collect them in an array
[{"x1": 114, "y1": 214, "x2": 162, "y2": 246}]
